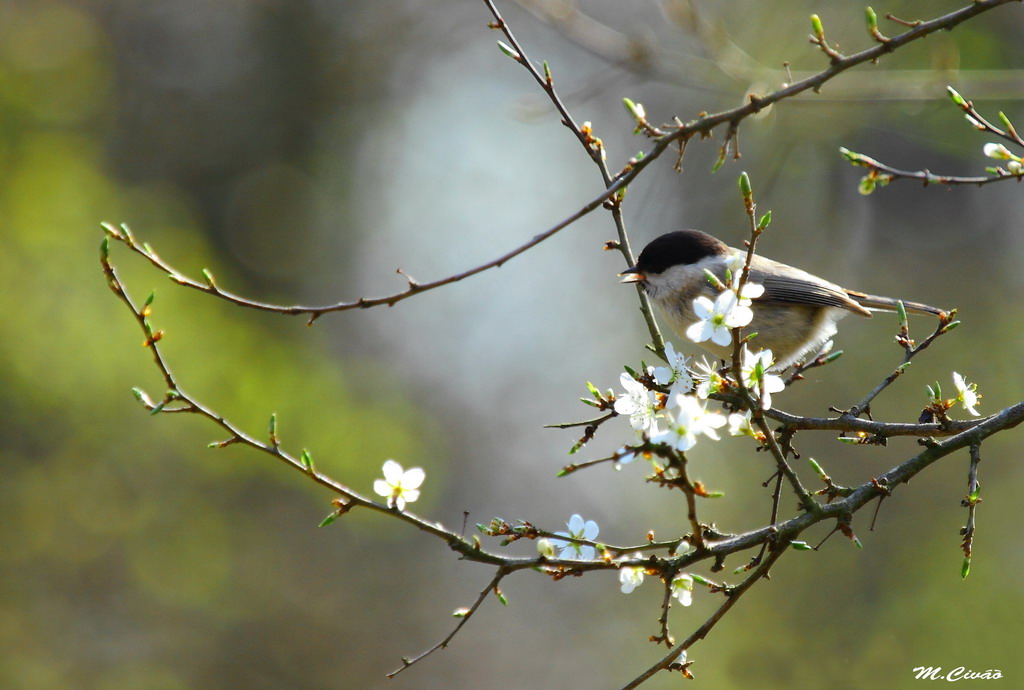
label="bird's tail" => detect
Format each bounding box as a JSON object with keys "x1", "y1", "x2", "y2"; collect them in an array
[{"x1": 845, "y1": 289, "x2": 945, "y2": 316}]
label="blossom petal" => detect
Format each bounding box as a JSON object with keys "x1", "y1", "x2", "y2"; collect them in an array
[
  {"x1": 709, "y1": 325, "x2": 733, "y2": 347},
  {"x1": 686, "y1": 320, "x2": 711, "y2": 343},
  {"x1": 402, "y1": 467, "x2": 426, "y2": 489},
  {"x1": 692, "y1": 296, "x2": 714, "y2": 319},
  {"x1": 567, "y1": 514, "x2": 585, "y2": 533},
  {"x1": 381, "y1": 459, "x2": 404, "y2": 483}
]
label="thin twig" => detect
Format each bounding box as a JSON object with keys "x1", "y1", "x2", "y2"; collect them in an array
[
  {"x1": 482, "y1": 0, "x2": 667, "y2": 357},
  {"x1": 960, "y1": 442, "x2": 982, "y2": 576},
  {"x1": 839, "y1": 147, "x2": 1023, "y2": 188},
  {"x1": 849, "y1": 311, "x2": 958, "y2": 416},
  {"x1": 387, "y1": 567, "x2": 511, "y2": 677},
  {"x1": 622, "y1": 543, "x2": 787, "y2": 688}
]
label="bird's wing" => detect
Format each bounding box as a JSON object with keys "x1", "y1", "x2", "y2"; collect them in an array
[{"x1": 747, "y1": 261, "x2": 872, "y2": 317}]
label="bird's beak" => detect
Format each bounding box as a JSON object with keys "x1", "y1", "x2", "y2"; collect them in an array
[{"x1": 619, "y1": 267, "x2": 646, "y2": 284}]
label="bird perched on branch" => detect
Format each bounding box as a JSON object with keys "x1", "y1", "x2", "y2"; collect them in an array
[{"x1": 621, "y1": 230, "x2": 944, "y2": 370}]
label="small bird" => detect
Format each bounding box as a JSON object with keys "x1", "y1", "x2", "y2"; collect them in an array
[{"x1": 620, "y1": 230, "x2": 944, "y2": 370}]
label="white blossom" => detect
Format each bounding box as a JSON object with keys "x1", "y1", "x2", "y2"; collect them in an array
[
  {"x1": 652, "y1": 394, "x2": 727, "y2": 452},
  {"x1": 551, "y1": 514, "x2": 600, "y2": 560},
  {"x1": 983, "y1": 142, "x2": 1014, "y2": 160},
  {"x1": 728, "y1": 410, "x2": 757, "y2": 438},
  {"x1": 952, "y1": 372, "x2": 981, "y2": 417},
  {"x1": 614, "y1": 372, "x2": 657, "y2": 431},
  {"x1": 653, "y1": 341, "x2": 695, "y2": 404},
  {"x1": 685, "y1": 290, "x2": 752, "y2": 347},
  {"x1": 619, "y1": 554, "x2": 646, "y2": 594},
  {"x1": 740, "y1": 346, "x2": 786, "y2": 409},
  {"x1": 671, "y1": 573, "x2": 694, "y2": 606},
  {"x1": 692, "y1": 356, "x2": 728, "y2": 399},
  {"x1": 373, "y1": 460, "x2": 425, "y2": 510}
]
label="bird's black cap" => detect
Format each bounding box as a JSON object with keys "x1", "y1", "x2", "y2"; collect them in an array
[{"x1": 629, "y1": 230, "x2": 729, "y2": 275}]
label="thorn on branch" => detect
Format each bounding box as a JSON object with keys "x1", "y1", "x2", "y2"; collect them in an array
[
  {"x1": 885, "y1": 13, "x2": 923, "y2": 29},
  {"x1": 397, "y1": 267, "x2": 420, "y2": 290}
]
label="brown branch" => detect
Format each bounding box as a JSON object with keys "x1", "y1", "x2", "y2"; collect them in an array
[
  {"x1": 387, "y1": 567, "x2": 511, "y2": 678},
  {"x1": 102, "y1": 0, "x2": 1020, "y2": 330},
  {"x1": 960, "y1": 443, "x2": 982, "y2": 577},
  {"x1": 108, "y1": 225, "x2": 1024, "y2": 685},
  {"x1": 482, "y1": 0, "x2": 667, "y2": 357},
  {"x1": 623, "y1": 544, "x2": 786, "y2": 688},
  {"x1": 839, "y1": 147, "x2": 1024, "y2": 189},
  {"x1": 848, "y1": 310, "x2": 959, "y2": 417}
]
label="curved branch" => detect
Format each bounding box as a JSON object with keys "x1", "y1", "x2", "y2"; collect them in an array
[
  {"x1": 103, "y1": 0, "x2": 1020, "y2": 325},
  {"x1": 839, "y1": 147, "x2": 1024, "y2": 189}
]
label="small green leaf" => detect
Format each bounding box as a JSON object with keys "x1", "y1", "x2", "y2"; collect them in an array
[
  {"x1": 579, "y1": 397, "x2": 599, "y2": 407},
  {"x1": 838, "y1": 146, "x2": 861, "y2": 163},
  {"x1": 623, "y1": 97, "x2": 646, "y2": 123},
  {"x1": 495, "y1": 590, "x2": 509, "y2": 606},
  {"x1": 757, "y1": 211, "x2": 772, "y2": 230},
  {"x1": 998, "y1": 111, "x2": 1013, "y2": 130},
  {"x1": 496, "y1": 40, "x2": 520, "y2": 60},
  {"x1": 100, "y1": 236, "x2": 110, "y2": 261},
  {"x1": 542, "y1": 60, "x2": 552, "y2": 82},
  {"x1": 940, "y1": 320, "x2": 961, "y2": 334},
  {"x1": 824, "y1": 350, "x2": 844, "y2": 363},
  {"x1": 807, "y1": 457, "x2": 827, "y2": 479},
  {"x1": 452, "y1": 608, "x2": 471, "y2": 618},
  {"x1": 201, "y1": 268, "x2": 215, "y2": 287},
  {"x1": 143, "y1": 291, "x2": 156, "y2": 308},
  {"x1": 690, "y1": 574, "x2": 711, "y2": 586},
  {"x1": 319, "y1": 512, "x2": 339, "y2": 528},
  {"x1": 300, "y1": 449, "x2": 315, "y2": 474},
  {"x1": 961, "y1": 554, "x2": 971, "y2": 579},
  {"x1": 946, "y1": 86, "x2": 966, "y2": 106},
  {"x1": 858, "y1": 176, "x2": 876, "y2": 195},
  {"x1": 131, "y1": 387, "x2": 150, "y2": 406},
  {"x1": 896, "y1": 300, "x2": 908, "y2": 330},
  {"x1": 702, "y1": 491, "x2": 725, "y2": 498},
  {"x1": 586, "y1": 381, "x2": 602, "y2": 398},
  {"x1": 623, "y1": 364, "x2": 637, "y2": 378},
  {"x1": 711, "y1": 149, "x2": 726, "y2": 173},
  {"x1": 791, "y1": 541, "x2": 814, "y2": 551},
  {"x1": 864, "y1": 6, "x2": 878, "y2": 30},
  {"x1": 702, "y1": 268, "x2": 724, "y2": 289},
  {"x1": 810, "y1": 14, "x2": 824, "y2": 38},
  {"x1": 738, "y1": 171, "x2": 752, "y2": 199}
]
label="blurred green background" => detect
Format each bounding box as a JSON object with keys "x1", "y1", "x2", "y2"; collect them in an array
[{"x1": 2, "y1": 1, "x2": 1022, "y2": 688}]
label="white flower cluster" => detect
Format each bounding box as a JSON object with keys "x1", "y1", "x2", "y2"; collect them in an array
[{"x1": 613, "y1": 339, "x2": 784, "y2": 467}]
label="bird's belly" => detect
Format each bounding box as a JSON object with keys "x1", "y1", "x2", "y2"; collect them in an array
[{"x1": 656, "y1": 298, "x2": 845, "y2": 369}]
